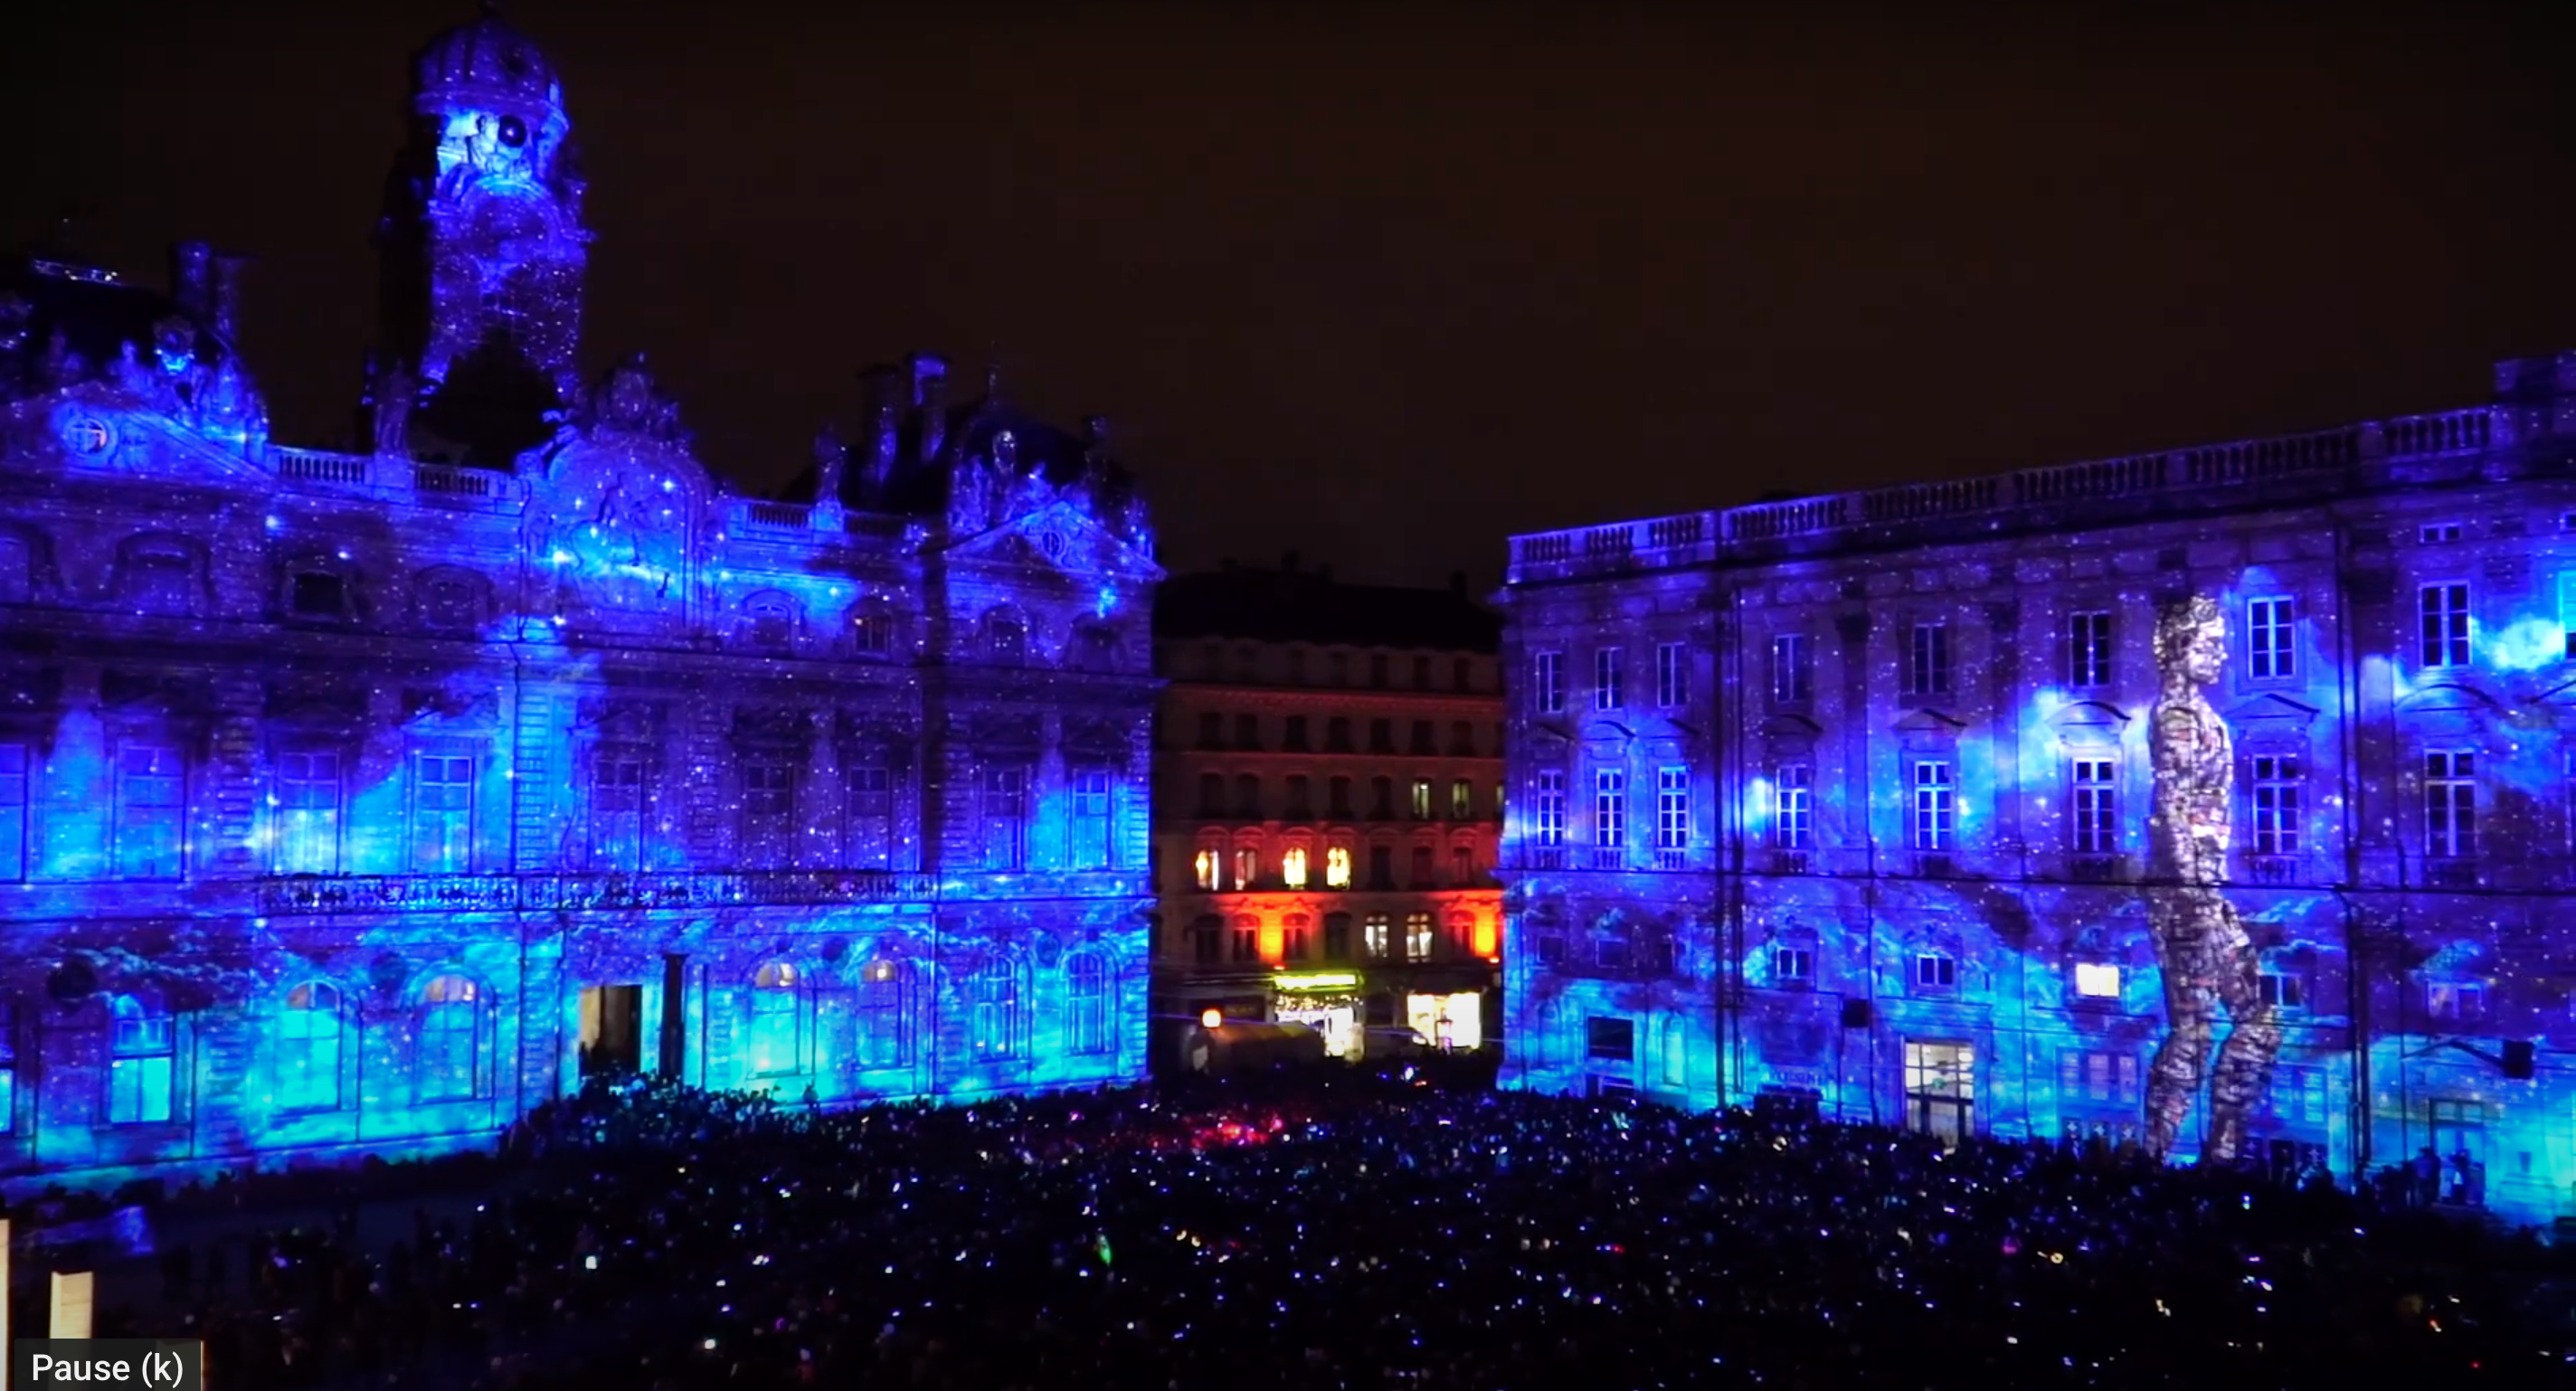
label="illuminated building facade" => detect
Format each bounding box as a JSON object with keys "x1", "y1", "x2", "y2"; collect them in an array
[
  {"x1": 1501, "y1": 352, "x2": 2576, "y2": 1225},
  {"x1": 1151, "y1": 559, "x2": 1503, "y2": 1065},
  {"x1": 0, "y1": 10, "x2": 1160, "y2": 1188}
]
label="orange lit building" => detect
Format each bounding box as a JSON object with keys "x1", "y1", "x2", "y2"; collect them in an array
[{"x1": 1151, "y1": 557, "x2": 1504, "y2": 1065}]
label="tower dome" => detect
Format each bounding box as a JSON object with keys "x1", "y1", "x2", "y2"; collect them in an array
[{"x1": 413, "y1": 4, "x2": 563, "y2": 117}]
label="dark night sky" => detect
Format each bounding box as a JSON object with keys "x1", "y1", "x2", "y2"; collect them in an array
[{"x1": 9, "y1": 3, "x2": 2571, "y2": 591}]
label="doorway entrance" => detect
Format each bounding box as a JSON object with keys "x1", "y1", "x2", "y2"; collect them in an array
[
  {"x1": 580, "y1": 985, "x2": 644, "y2": 1077},
  {"x1": 2429, "y1": 1098, "x2": 2486, "y2": 1206},
  {"x1": 1904, "y1": 1040, "x2": 1975, "y2": 1145}
]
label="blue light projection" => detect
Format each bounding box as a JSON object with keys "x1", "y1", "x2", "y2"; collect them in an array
[
  {"x1": 1498, "y1": 371, "x2": 2576, "y2": 1229},
  {"x1": 0, "y1": 8, "x2": 1163, "y2": 1193}
]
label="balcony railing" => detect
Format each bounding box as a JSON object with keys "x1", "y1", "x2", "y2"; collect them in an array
[
  {"x1": 1507, "y1": 404, "x2": 2503, "y2": 583},
  {"x1": 1653, "y1": 847, "x2": 1690, "y2": 871},
  {"x1": 256, "y1": 869, "x2": 942, "y2": 915},
  {"x1": 271, "y1": 447, "x2": 520, "y2": 504}
]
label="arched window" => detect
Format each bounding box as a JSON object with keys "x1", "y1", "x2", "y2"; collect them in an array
[
  {"x1": 107, "y1": 993, "x2": 175, "y2": 1125},
  {"x1": 743, "y1": 591, "x2": 798, "y2": 649},
  {"x1": 417, "y1": 974, "x2": 485, "y2": 1102},
  {"x1": 857, "y1": 957, "x2": 914, "y2": 1069},
  {"x1": 746, "y1": 961, "x2": 801, "y2": 1076},
  {"x1": 987, "y1": 611, "x2": 1028, "y2": 666},
  {"x1": 1281, "y1": 845, "x2": 1310, "y2": 889},
  {"x1": 1065, "y1": 952, "x2": 1112, "y2": 1055},
  {"x1": 969, "y1": 958, "x2": 1022, "y2": 1058},
  {"x1": 279, "y1": 981, "x2": 343, "y2": 1111},
  {"x1": 116, "y1": 536, "x2": 197, "y2": 616}
]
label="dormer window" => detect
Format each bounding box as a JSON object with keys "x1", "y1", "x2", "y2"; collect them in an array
[
  {"x1": 2072, "y1": 962, "x2": 2122, "y2": 1001},
  {"x1": 289, "y1": 571, "x2": 347, "y2": 620},
  {"x1": 1914, "y1": 953, "x2": 1957, "y2": 991}
]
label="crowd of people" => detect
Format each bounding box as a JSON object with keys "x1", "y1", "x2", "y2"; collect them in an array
[{"x1": 35, "y1": 1063, "x2": 2576, "y2": 1389}]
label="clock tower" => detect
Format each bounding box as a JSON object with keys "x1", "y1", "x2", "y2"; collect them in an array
[{"x1": 374, "y1": 3, "x2": 590, "y2": 466}]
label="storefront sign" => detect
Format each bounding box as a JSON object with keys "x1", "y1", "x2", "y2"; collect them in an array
[{"x1": 1273, "y1": 972, "x2": 1360, "y2": 991}]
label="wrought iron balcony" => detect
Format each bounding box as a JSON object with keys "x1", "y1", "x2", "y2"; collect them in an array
[{"x1": 255, "y1": 869, "x2": 942, "y2": 915}]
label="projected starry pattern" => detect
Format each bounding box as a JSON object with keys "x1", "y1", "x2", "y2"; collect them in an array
[
  {"x1": 1499, "y1": 355, "x2": 2576, "y2": 1229},
  {"x1": 0, "y1": 10, "x2": 1160, "y2": 1189}
]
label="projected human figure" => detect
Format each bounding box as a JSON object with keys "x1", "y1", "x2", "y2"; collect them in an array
[{"x1": 2145, "y1": 593, "x2": 2281, "y2": 1165}]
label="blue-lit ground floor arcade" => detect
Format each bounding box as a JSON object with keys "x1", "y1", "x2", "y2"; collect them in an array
[
  {"x1": 0, "y1": 891, "x2": 1151, "y2": 1191},
  {"x1": 1502, "y1": 872, "x2": 2576, "y2": 1231}
]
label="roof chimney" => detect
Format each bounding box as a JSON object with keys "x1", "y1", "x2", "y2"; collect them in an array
[
  {"x1": 208, "y1": 253, "x2": 251, "y2": 345},
  {"x1": 1282, "y1": 550, "x2": 1300, "y2": 573},
  {"x1": 169, "y1": 241, "x2": 212, "y2": 318},
  {"x1": 905, "y1": 352, "x2": 949, "y2": 462}
]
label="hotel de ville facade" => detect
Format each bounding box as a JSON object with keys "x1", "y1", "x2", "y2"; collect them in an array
[{"x1": 0, "y1": 9, "x2": 1161, "y2": 1186}]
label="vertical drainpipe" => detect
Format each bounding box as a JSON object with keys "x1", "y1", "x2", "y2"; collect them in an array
[
  {"x1": 2333, "y1": 515, "x2": 2372, "y2": 1188},
  {"x1": 1721, "y1": 575, "x2": 1745, "y2": 1108}
]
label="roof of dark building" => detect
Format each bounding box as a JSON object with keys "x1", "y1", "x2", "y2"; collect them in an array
[
  {"x1": 772, "y1": 389, "x2": 1138, "y2": 522},
  {"x1": 0, "y1": 254, "x2": 203, "y2": 384},
  {"x1": 1155, "y1": 561, "x2": 1501, "y2": 652}
]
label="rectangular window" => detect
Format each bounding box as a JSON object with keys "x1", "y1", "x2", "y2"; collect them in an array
[
  {"x1": 1283, "y1": 774, "x2": 1312, "y2": 820},
  {"x1": 1655, "y1": 641, "x2": 1688, "y2": 708},
  {"x1": 1771, "y1": 946, "x2": 1814, "y2": 985},
  {"x1": 1450, "y1": 779, "x2": 1473, "y2": 819},
  {"x1": 1410, "y1": 844, "x2": 1435, "y2": 887},
  {"x1": 1323, "y1": 913, "x2": 1352, "y2": 961},
  {"x1": 1410, "y1": 779, "x2": 1433, "y2": 819},
  {"x1": 1533, "y1": 770, "x2": 1567, "y2": 847},
  {"x1": 739, "y1": 761, "x2": 796, "y2": 870},
  {"x1": 412, "y1": 752, "x2": 473, "y2": 873},
  {"x1": 1363, "y1": 913, "x2": 1392, "y2": 959},
  {"x1": 2249, "y1": 597, "x2": 2296, "y2": 680},
  {"x1": 1230, "y1": 921, "x2": 1259, "y2": 963},
  {"x1": 1908, "y1": 623, "x2": 1950, "y2": 696},
  {"x1": 2425, "y1": 750, "x2": 2476, "y2": 858},
  {"x1": 2069, "y1": 757, "x2": 2116, "y2": 855},
  {"x1": 2259, "y1": 970, "x2": 2306, "y2": 1010},
  {"x1": 1328, "y1": 775, "x2": 1353, "y2": 819},
  {"x1": 1585, "y1": 1016, "x2": 1636, "y2": 1063},
  {"x1": 1197, "y1": 712, "x2": 1223, "y2": 749},
  {"x1": 1451, "y1": 845, "x2": 1475, "y2": 885},
  {"x1": 108, "y1": 1008, "x2": 176, "y2": 1126},
  {"x1": 2268, "y1": 1064, "x2": 2329, "y2": 1126},
  {"x1": 1368, "y1": 844, "x2": 1393, "y2": 889},
  {"x1": 1070, "y1": 768, "x2": 1113, "y2": 870},
  {"x1": 0, "y1": 742, "x2": 26, "y2": 882},
  {"x1": 1534, "y1": 652, "x2": 1565, "y2": 714},
  {"x1": 1324, "y1": 843, "x2": 1352, "y2": 888},
  {"x1": 2420, "y1": 582, "x2": 2470, "y2": 668},
  {"x1": 2250, "y1": 754, "x2": 2301, "y2": 856},
  {"x1": 1594, "y1": 648, "x2": 1624, "y2": 710},
  {"x1": 2428, "y1": 980, "x2": 2485, "y2": 1020},
  {"x1": 1283, "y1": 714, "x2": 1309, "y2": 750},
  {"x1": 2060, "y1": 1049, "x2": 2141, "y2": 1104},
  {"x1": 1410, "y1": 720, "x2": 1435, "y2": 755},
  {"x1": 1914, "y1": 953, "x2": 1957, "y2": 989},
  {"x1": 1192, "y1": 847, "x2": 1221, "y2": 891},
  {"x1": 1233, "y1": 845, "x2": 1260, "y2": 890},
  {"x1": 591, "y1": 744, "x2": 647, "y2": 872},
  {"x1": 1773, "y1": 763, "x2": 1812, "y2": 849},
  {"x1": 1910, "y1": 760, "x2": 1953, "y2": 852},
  {"x1": 2420, "y1": 521, "x2": 2463, "y2": 544},
  {"x1": 1405, "y1": 912, "x2": 1435, "y2": 962},
  {"x1": 845, "y1": 764, "x2": 896, "y2": 869},
  {"x1": 981, "y1": 766, "x2": 1029, "y2": 870},
  {"x1": 2068, "y1": 610, "x2": 2113, "y2": 688},
  {"x1": 2073, "y1": 962, "x2": 2122, "y2": 999},
  {"x1": 1654, "y1": 767, "x2": 1690, "y2": 851},
  {"x1": 1593, "y1": 769, "x2": 1625, "y2": 848},
  {"x1": 1234, "y1": 713, "x2": 1260, "y2": 751},
  {"x1": 115, "y1": 743, "x2": 185, "y2": 880},
  {"x1": 1368, "y1": 720, "x2": 1394, "y2": 754},
  {"x1": 1770, "y1": 634, "x2": 1811, "y2": 705},
  {"x1": 274, "y1": 749, "x2": 340, "y2": 875}
]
